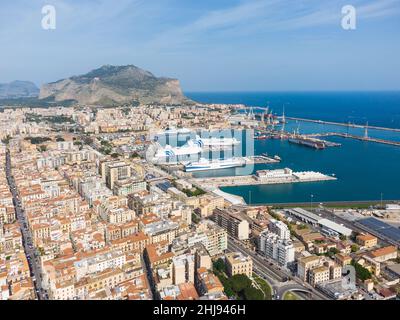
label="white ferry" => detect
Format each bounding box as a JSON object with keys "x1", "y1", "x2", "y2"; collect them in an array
[
  {"x1": 195, "y1": 135, "x2": 240, "y2": 147},
  {"x1": 184, "y1": 157, "x2": 245, "y2": 172},
  {"x1": 154, "y1": 140, "x2": 202, "y2": 159}
]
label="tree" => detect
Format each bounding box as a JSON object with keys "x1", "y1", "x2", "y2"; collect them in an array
[
  {"x1": 351, "y1": 260, "x2": 372, "y2": 281},
  {"x1": 229, "y1": 274, "x2": 252, "y2": 293},
  {"x1": 213, "y1": 259, "x2": 226, "y2": 273},
  {"x1": 220, "y1": 277, "x2": 235, "y2": 298},
  {"x1": 25, "y1": 136, "x2": 51, "y2": 144},
  {"x1": 130, "y1": 151, "x2": 140, "y2": 158},
  {"x1": 83, "y1": 137, "x2": 93, "y2": 145},
  {"x1": 243, "y1": 286, "x2": 264, "y2": 300},
  {"x1": 1, "y1": 135, "x2": 11, "y2": 144},
  {"x1": 351, "y1": 244, "x2": 359, "y2": 253}
]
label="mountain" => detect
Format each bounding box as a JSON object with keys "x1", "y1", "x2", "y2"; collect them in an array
[
  {"x1": 0, "y1": 81, "x2": 39, "y2": 99},
  {"x1": 39, "y1": 65, "x2": 193, "y2": 106}
]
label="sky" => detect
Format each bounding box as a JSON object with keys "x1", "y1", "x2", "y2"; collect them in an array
[{"x1": 0, "y1": 0, "x2": 399, "y2": 91}]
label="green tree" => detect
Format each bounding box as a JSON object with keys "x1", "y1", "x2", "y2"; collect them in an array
[
  {"x1": 130, "y1": 151, "x2": 140, "y2": 158},
  {"x1": 351, "y1": 260, "x2": 372, "y2": 281},
  {"x1": 83, "y1": 137, "x2": 93, "y2": 145},
  {"x1": 229, "y1": 274, "x2": 252, "y2": 293},
  {"x1": 73, "y1": 141, "x2": 83, "y2": 146},
  {"x1": 243, "y1": 286, "x2": 264, "y2": 300},
  {"x1": 1, "y1": 135, "x2": 11, "y2": 144},
  {"x1": 351, "y1": 244, "x2": 359, "y2": 253},
  {"x1": 220, "y1": 277, "x2": 235, "y2": 298},
  {"x1": 213, "y1": 259, "x2": 226, "y2": 273}
]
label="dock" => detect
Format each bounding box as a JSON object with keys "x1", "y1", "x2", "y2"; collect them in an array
[
  {"x1": 307, "y1": 132, "x2": 400, "y2": 147},
  {"x1": 287, "y1": 117, "x2": 400, "y2": 133},
  {"x1": 193, "y1": 172, "x2": 336, "y2": 189},
  {"x1": 244, "y1": 155, "x2": 281, "y2": 164}
]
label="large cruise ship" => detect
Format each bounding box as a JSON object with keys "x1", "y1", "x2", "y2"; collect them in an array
[
  {"x1": 183, "y1": 157, "x2": 245, "y2": 172},
  {"x1": 195, "y1": 135, "x2": 240, "y2": 147},
  {"x1": 154, "y1": 140, "x2": 202, "y2": 159}
]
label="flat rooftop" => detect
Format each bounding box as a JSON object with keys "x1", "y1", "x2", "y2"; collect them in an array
[{"x1": 356, "y1": 217, "x2": 400, "y2": 245}]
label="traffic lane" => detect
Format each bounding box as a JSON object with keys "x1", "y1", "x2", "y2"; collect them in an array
[{"x1": 228, "y1": 238, "x2": 330, "y2": 300}]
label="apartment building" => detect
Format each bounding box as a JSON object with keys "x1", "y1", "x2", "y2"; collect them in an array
[
  {"x1": 367, "y1": 246, "x2": 397, "y2": 263},
  {"x1": 172, "y1": 254, "x2": 195, "y2": 285},
  {"x1": 297, "y1": 255, "x2": 342, "y2": 287},
  {"x1": 356, "y1": 234, "x2": 378, "y2": 249},
  {"x1": 101, "y1": 161, "x2": 131, "y2": 190},
  {"x1": 212, "y1": 208, "x2": 250, "y2": 240},
  {"x1": 258, "y1": 218, "x2": 295, "y2": 267},
  {"x1": 113, "y1": 178, "x2": 147, "y2": 196}
]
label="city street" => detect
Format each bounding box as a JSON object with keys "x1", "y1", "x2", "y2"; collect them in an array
[
  {"x1": 5, "y1": 149, "x2": 47, "y2": 300},
  {"x1": 227, "y1": 235, "x2": 330, "y2": 300}
]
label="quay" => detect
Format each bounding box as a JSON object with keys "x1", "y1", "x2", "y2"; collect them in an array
[
  {"x1": 307, "y1": 132, "x2": 400, "y2": 147},
  {"x1": 244, "y1": 155, "x2": 281, "y2": 164},
  {"x1": 287, "y1": 117, "x2": 400, "y2": 133},
  {"x1": 193, "y1": 170, "x2": 336, "y2": 189}
]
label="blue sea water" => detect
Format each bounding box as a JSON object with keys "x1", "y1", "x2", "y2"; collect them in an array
[
  {"x1": 185, "y1": 91, "x2": 400, "y2": 204},
  {"x1": 187, "y1": 91, "x2": 400, "y2": 129}
]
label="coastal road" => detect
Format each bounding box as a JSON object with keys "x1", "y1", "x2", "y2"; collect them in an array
[
  {"x1": 5, "y1": 149, "x2": 48, "y2": 300},
  {"x1": 227, "y1": 236, "x2": 330, "y2": 300}
]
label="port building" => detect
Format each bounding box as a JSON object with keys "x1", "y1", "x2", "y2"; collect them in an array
[
  {"x1": 285, "y1": 208, "x2": 352, "y2": 237},
  {"x1": 355, "y1": 217, "x2": 400, "y2": 247}
]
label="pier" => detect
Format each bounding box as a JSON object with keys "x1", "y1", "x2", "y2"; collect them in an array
[
  {"x1": 287, "y1": 117, "x2": 400, "y2": 133},
  {"x1": 307, "y1": 132, "x2": 400, "y2": 147},
  {"x1": 244, "y1": 155, "x2": 281, "y2": 164},
  {"x1": 193, "y1": 171, "x2": 336, "y2": 189}
]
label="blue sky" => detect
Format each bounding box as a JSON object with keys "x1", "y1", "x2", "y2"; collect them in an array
[{"x1": 0, "y1": 0, "x2": 399, "y2": 91}]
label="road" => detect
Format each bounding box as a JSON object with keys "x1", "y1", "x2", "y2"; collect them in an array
[
  {"x1": 227, "y1": 236, "x2": 330, "y2": 300},
  {"x1": 5, "y1": 149, "x2": 48, "y2": 300}
]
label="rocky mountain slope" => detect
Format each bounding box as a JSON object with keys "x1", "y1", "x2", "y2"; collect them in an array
[{"x1": 39, "y1": 65, "x2": 192, "y2": 106}]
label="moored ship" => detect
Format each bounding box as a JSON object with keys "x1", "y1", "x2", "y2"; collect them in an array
[
  {"x1": 183, "y1": 157, "x2": 245, "y2": 172},
  {"x1": 288, "y1": 137, "x2": 326, "y2": 149},
  {"x1": 195, "y1": 135, "x2": 240, "y2": 147}
]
